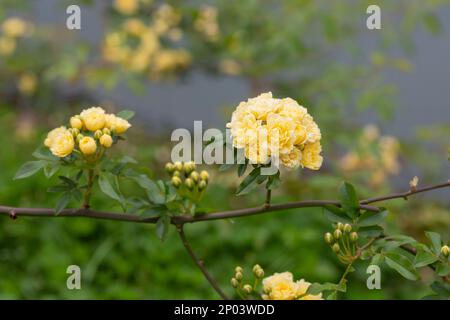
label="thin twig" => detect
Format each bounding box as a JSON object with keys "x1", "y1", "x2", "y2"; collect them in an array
[
  {"x1": 176, "y1": 224, "x2": 229, "y2": 300},
  {"x1": 264, "y1": 189, "x2": 272, "y2": 208}
]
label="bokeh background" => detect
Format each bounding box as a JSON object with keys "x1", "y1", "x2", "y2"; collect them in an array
[{"x1": 0, "y1": 0, "x2": 449, "y2": 299}]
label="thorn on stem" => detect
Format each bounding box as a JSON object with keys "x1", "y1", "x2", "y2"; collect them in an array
[{"x1": 9, "y1": 210, "x2": 17, "y2": 220}]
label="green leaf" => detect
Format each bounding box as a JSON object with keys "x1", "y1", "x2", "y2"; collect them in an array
[
  {"x1": 430, "y1": 281, "x2": 450, "y2": 298},
  {"x1": 55, "y1": 192, "x2": 72, "y2": 215},
  {"x1": 58, "y1": 176, "x2": 77, "y2": 188},
  {"x1": 116, "y1": 109, "x2": 135, "y2": 120},
  {"x1": 98, "y1": 172, "x2": 123, "y2": 203},
  {"x1": 156, "y1": 214, "x2": 170, "y2": 241},
  {"x1": 323, "y1": 205, "x2": 353, "y2": 224},
  {"x1": 357, "y1": 225, "x2": 383, "y2": 238},
  {"x1": 14, "y1": 160, "x2": 46, "y2": 180},
  {"x1": 385, "y1": 252, "x2": 419, "y2": 280},
  {"x1": 32, "y1": 147, "x2": 57, "y2": 161},
  {"x1": 44, "y1": 162, "x2": 61, "y2": 178},
  {"x1": 357, "y1": 210, "x2": 388, "y2": 227},
  {"x1": 425, "y1": 231, "x2": 442, "y2": 255},
  {"x1": 435, "y1": 264, "x2": 450, "y2": 277},
  {"x1": 414, "y1": 248, "x2": 439, "y2": 268},
  {"x1": 237, "y1": 162, "x2": 247, "y2": 177},
  {"x1": 371, "y1": 254, "x2": 384, "y2": 265},
  {"x1": 236, "y1": 167, "x2": 261, "y2": 195},
  {"x1": 131, "y1": 174, "x2": 165, "y2": 204},
  {"x1": 338, "y1": 181, "x2": 359, "y2": 219},
  {"x1": 307, "y1": 282, "x2": 346, "y2": 295},
  {"x1": 266, "y1": 171, "x2": 281, "y2": 190}
]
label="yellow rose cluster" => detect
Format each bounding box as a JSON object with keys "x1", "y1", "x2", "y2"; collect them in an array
[
  {"x1": 0, "y1": 17, "x2": 31, "y2": 56},
  {"x1": 104, "y1": 4, "x2": 191, "y2": 76},
  {"x1": 262, "y1": 272, "x2": 323, "y2": 300},
  {"x1": 44, "y1": 107, "x2": 131, "y2": 158},
  {"x1": 227, "y1": 92, "x2": 322, "y2": 170},
  {"x1": 194, "y1": 5, "x2": 220, "y2": 42}
]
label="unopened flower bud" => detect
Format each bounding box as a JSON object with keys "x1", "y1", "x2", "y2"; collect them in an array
[
  {"x1": 183, "y1": 161, "x2": 195, "y2": 174},
  {"x1": 185, "y1": 178, "x2": 194, "y2": 190},
  {"x1": 235, "y1": 266, "x2": 243, "y2": 273},
  {"x1": 70, "y1": 116, "x2": 83, "y2": 130},
  {"x1": 255, "y1": 269, "x2": 264, "y2": 278},
  {"x1": 243, "y1": 284, "x2": 252, "y2": 294},
  {"x1": 252, "y1": 264, "x2": 261, "y2": 274},
  {"x1": 337, "y1": 222, "x2": 344, "y2": 231},
  {"x1": 333, "y1": 229, "x2": 342, "y2": 240},
  {"x1": 100, "y1": 134, "x2": 113, "y2": 148},
  {"x1": 344, "y1": 224, "x2": 352, "y2": 233},
  {"x1": 350, "y1": 232, "x2": 359, "y2": 242},
  {"x1": 235, "y1": 272, "x2": 243, "y2": 281},
  {"x1": 172, "y1": 170, "x2": 181, "y2": 177},
  {"x1": 190, "y1": 171, "x2": 200, "y2": 183},
  {"x1": 441, "y1": 245, "x2": 450, "y2": 257},
  {"x1": 102, "y1": 128, "x2": 111, "y2": 135},
  {"x1": 200, "y1": 170, "x2": 209, "y2": 182},
  {"x1": 174, "y1": 161, "x2": 183, "y2": 172},
  {"x1": 324, "y1": 232, "x2": 334, "y2": 244},
  {"x1": 171, "y1": 176, "x2": 182, "y2": 188},
  {"x1": 165, "y1": 162, "x2": 175, "y2": 174},
  {"x1": 79, "y1": 136, "x2": 97, "y2": 155},
  {"x1": 94, "y1": 130, "x2": 103, "y2": 140},
  {"x1": 198, "y1": 180, "x2": 207, "y2": 191},
  {"x1": 230, "y1": 278, "x2": 239, "y2": 288},
  {"x1": 332, "y1": 243, "x2": 340, "y2": 253},
  {"x1": 69, "y1": 128, "x2": 80, "y2": 137}
]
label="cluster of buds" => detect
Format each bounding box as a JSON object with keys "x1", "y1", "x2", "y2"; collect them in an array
[
  {"x1": 324, "y1": 223, "x2": 359, "y2": 264},
  {"x1": 441, "y1": 245, "x2": 450, "y2": 258},
  {"x1": 166, "y1": 161, "x2": 209, "y2": 191},
  {"x1": 230, "y1": 265, "x2": 264, "y2": 298}
]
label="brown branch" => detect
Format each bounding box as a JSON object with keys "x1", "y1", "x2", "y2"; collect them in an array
[
  {"x1": 176, "y1": 224, "x2": 229, "y2": 300},
  {"x1": 1, "y1": 180, "x2": 448, "y2": 225}
]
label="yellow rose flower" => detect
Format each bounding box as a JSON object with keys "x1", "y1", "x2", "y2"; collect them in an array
[
  {"x1": 302, "y1": 114, "x2": 321, "y2": 144},
  {"x1": 301, "y1": 141, "x2": 323, "y2": 170},
  {"x1": 80, "y1": 107, "x2": 106, "y2": 131},
  {"x1": 0, "y1": 36, "x2": 16, "y2": 55},
  {"x1": 17, "y1": 73, "x2": 37, "y2": 96},
  {"x1": 70, "y1": 116, "x2": 83, "y2": 130},
  {"x1": 100, "y1": 134, "x2": 113, "y2": 148},
  {"x1": 2, "y1": 17, "x2": 27, "y2": 38},
  {"x1": 45, "y1": 127, "x2": 74, "y2": 158},
  {"x1": 262, "y1": 272, "x2": 323, "y2": 300},
  {"x1": 244, "y1": 126, "x2": 270, "y2": 164},
  {"x1": 114, "y1": 0, "x2": 139, "y2": 15},
  {"x1": 280, "y1": 147, "x2": 302, "y2": 169},
  {"x1": 45, "y1": 127, "x2": 68, "y2": 147},
  {"x1": 262, "y1": 272, "x2": 298, "y2": 300},
  {"x1": 105, "y1": 114, "x2": 131, "y2": 134},
  {"x1": 266, "y1": 113, "x2": 295, "y2": 156},
  {"x1": 79, "y1": 136, "x2": 97, "y2": 155}
]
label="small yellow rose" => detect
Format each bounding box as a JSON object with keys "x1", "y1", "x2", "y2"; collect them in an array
[
  {"x1": 100, "y1": 134, "x2": 113, "y2": 148},
  {"x1": 300, "y1": 141, "x2": 323, "y2": 170},
  {"x1": 105, "y1": 114, "x2": 131, "y2": 134},
  {"x1": 45, "y1": 127, "x2": 74, "y2": 158},
  {"x1": 80, "y1": 107, "x2": 106, "y2": 131},
  {"x1": 70, "y1": 116, "x2": 83, "y2": 130},
  {"x1": 79, "y1": 136, "x2": 97, "y2": 155}
]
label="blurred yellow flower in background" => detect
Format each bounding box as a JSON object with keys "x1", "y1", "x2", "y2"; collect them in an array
[
  {"x1": 0, "y1": 36, "x2": 16, "y2": 55},
  {"x1": 17, "y1": 73, "x2": 37, "y2": 95},
  {"x1": 2, "y1": 17, "x2": 27, "y2": 37},
  {"x1": 114, "y1": 0, "x2": 139, "y2": 15}
]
